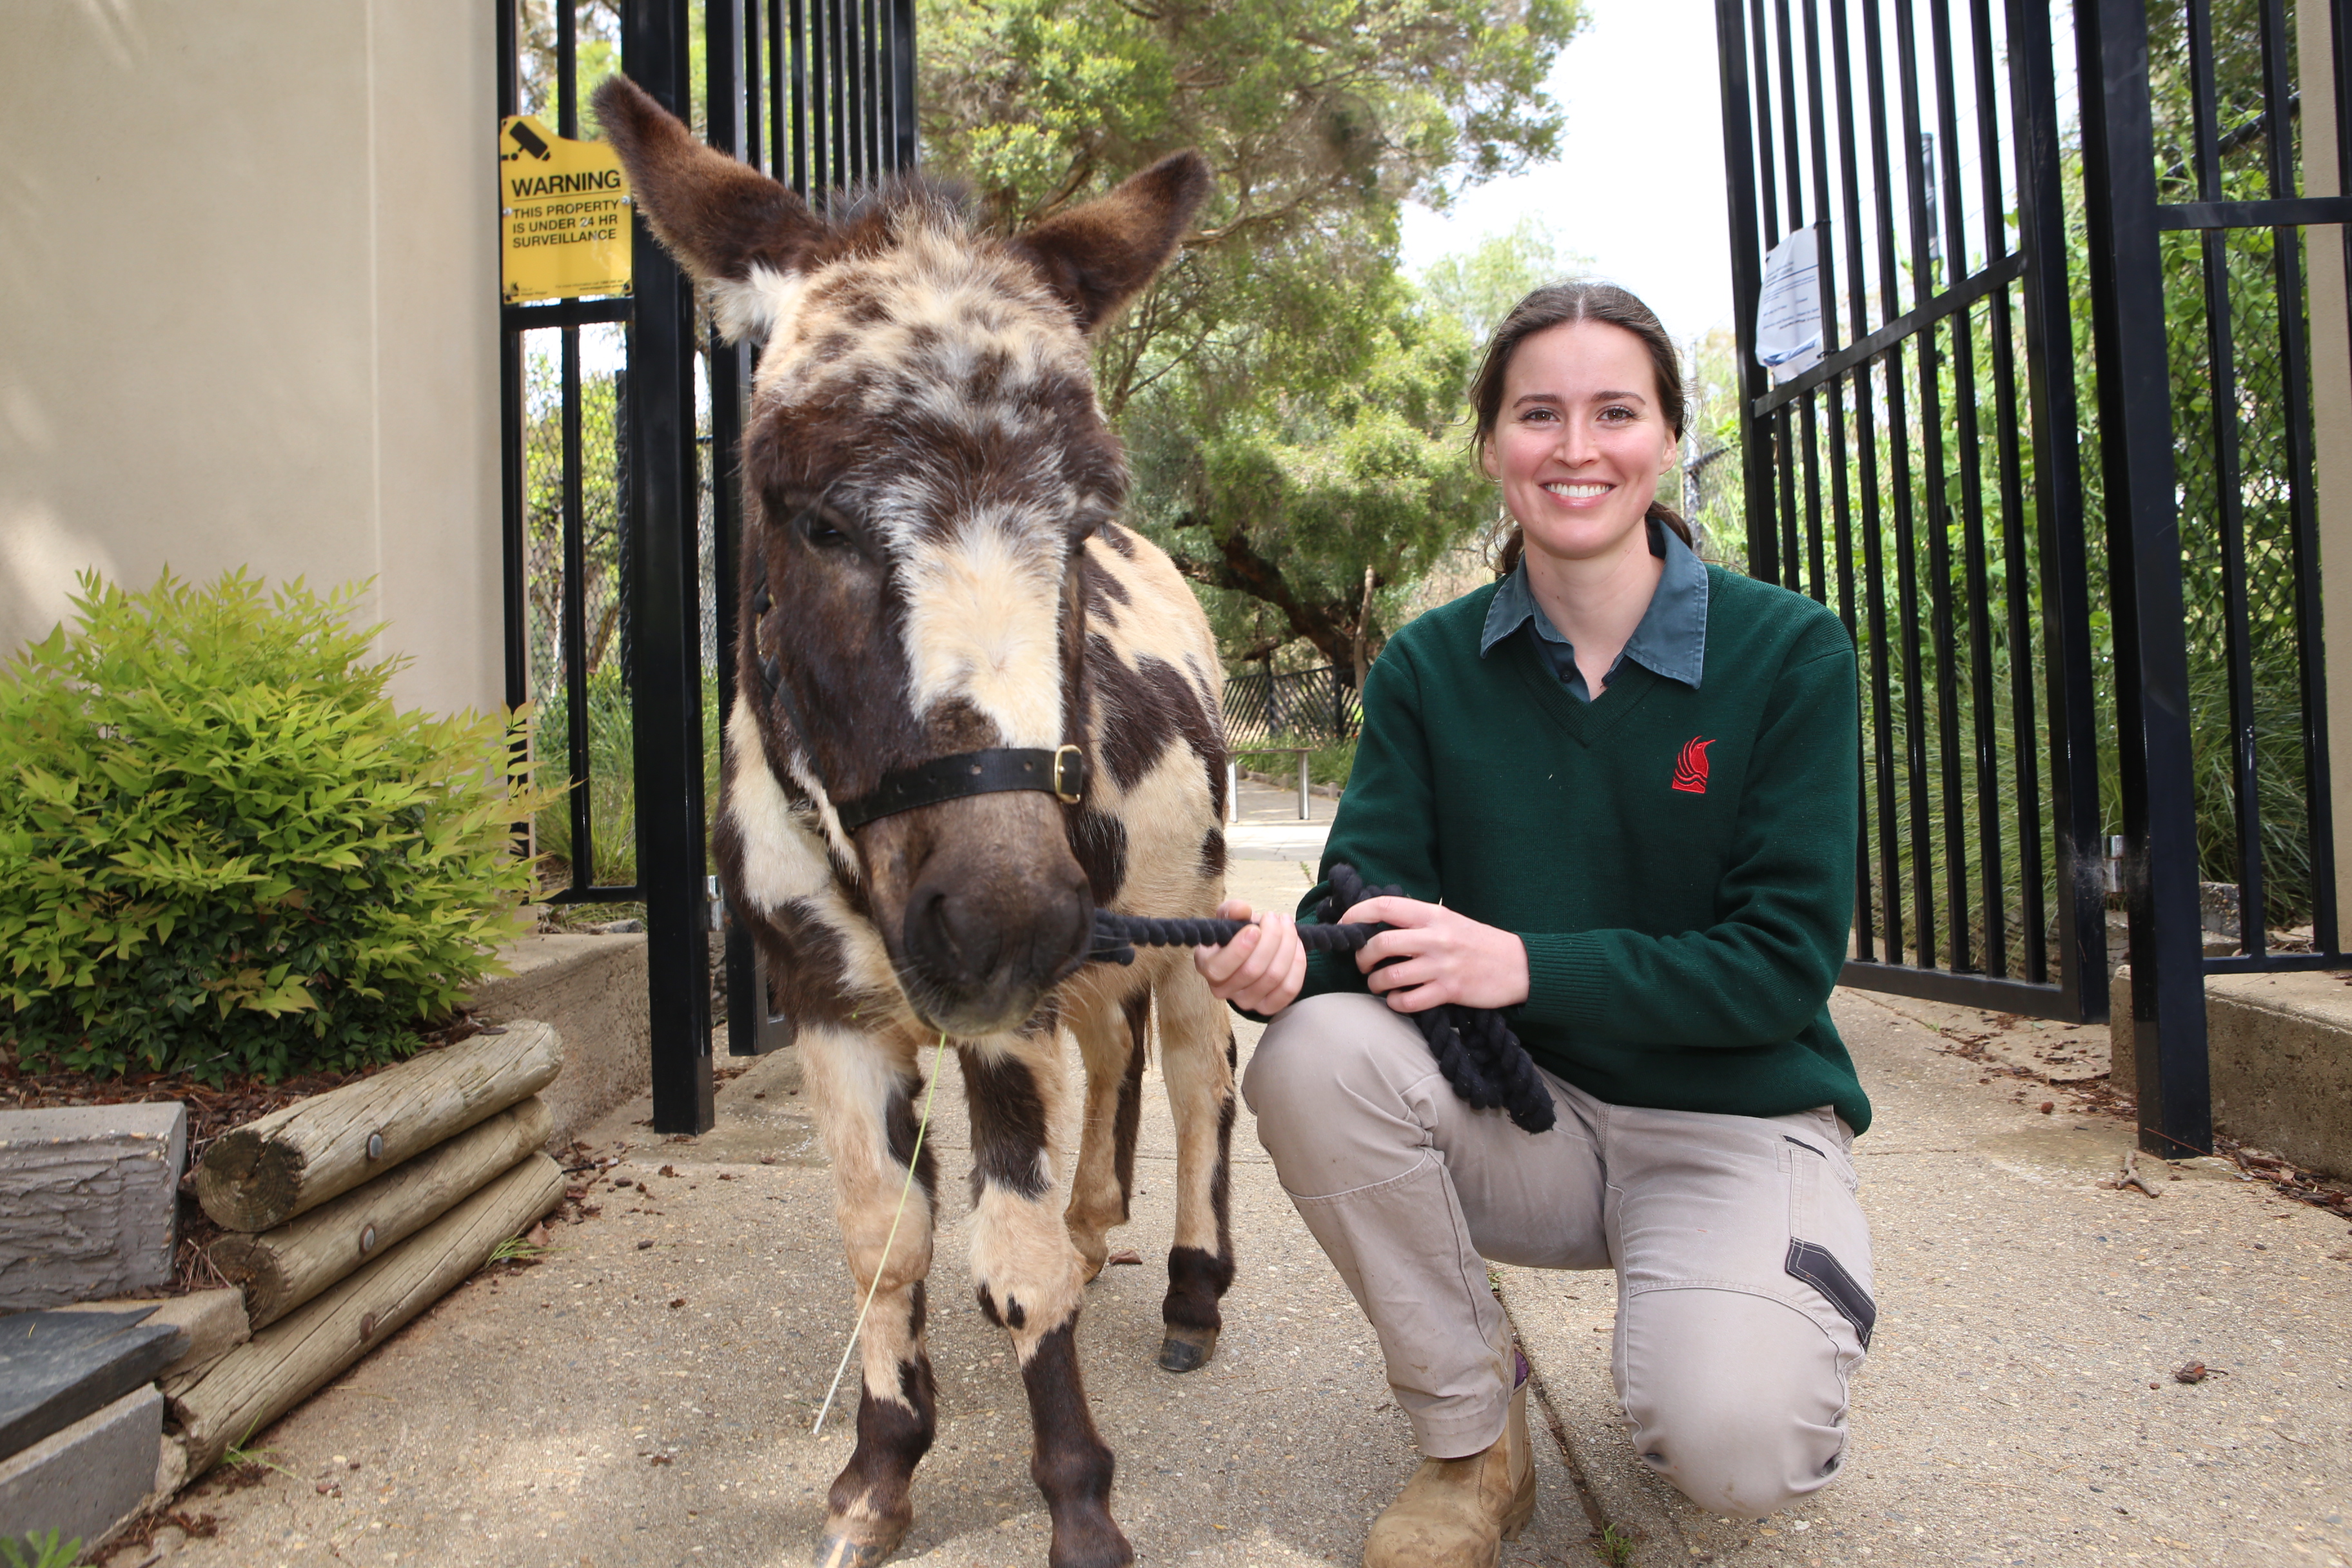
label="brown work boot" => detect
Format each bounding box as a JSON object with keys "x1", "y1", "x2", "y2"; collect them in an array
[{"x1": 1363, "y1": 1369, "x2": 1536, "y2": 1568}]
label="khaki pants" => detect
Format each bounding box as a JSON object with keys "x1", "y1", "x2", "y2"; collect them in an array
[{"x1": 1244, "y1": 992, "x2": 1874, "y2": 1520}]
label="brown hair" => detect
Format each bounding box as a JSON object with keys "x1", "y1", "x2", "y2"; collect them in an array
[{"x1": 1467, "y1": 281, "x2": 1691, "y2": 576}]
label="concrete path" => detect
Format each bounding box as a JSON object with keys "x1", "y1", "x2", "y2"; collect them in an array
[
  {"x1": 1225, "y1": 776, "x2": 1335, "y2": 865},
  {"x1": 148, "y1": 861, "x2": 2351, "y2": 1568}
]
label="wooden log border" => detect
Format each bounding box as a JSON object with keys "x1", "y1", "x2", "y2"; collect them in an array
[
  {"x1": 209, "y1": 1097, "x2": 554, "y2": 1330},
  {"x1": 195, "y1": 1023, "x2": 560, "y2": 1232},
  {"x1": 170, "y1": 1153, "x2": 566, "y2": 1475}
]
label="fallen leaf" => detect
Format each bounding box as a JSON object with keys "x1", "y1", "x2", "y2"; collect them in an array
[
  {"x1": 1106, "y1": 1250, "x2": 1143, "y2": 1267},
  {"x1": 670, "y1": 1297, "x2": 687, "y2": 1309}
]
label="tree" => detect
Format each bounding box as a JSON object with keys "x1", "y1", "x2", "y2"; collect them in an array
[{"x1": 919, "y1": 0, "x2": 1583, "y2": 675}]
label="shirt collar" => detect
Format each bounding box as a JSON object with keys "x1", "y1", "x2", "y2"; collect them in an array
[{"x1": 1478, "y1": 516, "x2": 1709, "y2": 691}]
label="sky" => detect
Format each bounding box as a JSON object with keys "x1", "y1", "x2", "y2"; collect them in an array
[{"x1": 1400, "y1": 0, "x2": 1738, "y2": 347}]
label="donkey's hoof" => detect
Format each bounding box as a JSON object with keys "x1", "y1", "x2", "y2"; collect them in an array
[
  {"x1": 1157, "y1": 1325, "x2": 1219, "y2": 1373},
  {"x1": 814, "y1": 1523, "x2": 908, "y2": 1568}
]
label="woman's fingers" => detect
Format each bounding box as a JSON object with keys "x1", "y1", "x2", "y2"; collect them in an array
[
  {"x1": 1193, "y1": 910, "x2": 1306, "y2": 1013},
  {"x1": 1338, "y1": 894, "x2": 1436, "y2": 928}
]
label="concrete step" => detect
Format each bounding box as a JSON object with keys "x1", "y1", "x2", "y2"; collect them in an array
[
  {"x1": 0, "y1": 1102, "x2": 188, "y2": 1313},
  {"x1": 0, "y1": 1384, "x2": 168, "y2": 1559},
  {"x1": 2112, "y1": 963, "x2": 2352, "y2": 1179},
  {"x1": 467, "y1": 934, "x2": 653, "y2": 1150}
]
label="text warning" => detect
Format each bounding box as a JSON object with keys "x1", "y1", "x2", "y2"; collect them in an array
[{"x1": 500, "y1": 115, "x2": 632, "y2": 304}]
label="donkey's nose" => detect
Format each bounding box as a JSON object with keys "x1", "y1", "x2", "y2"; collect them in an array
[
  {"x1": 910, "y1": 888, "x2": 1006, "y2": 986},
  {"x1": 903, "y1": 870, "x2": 1089, "y2": 1012}
]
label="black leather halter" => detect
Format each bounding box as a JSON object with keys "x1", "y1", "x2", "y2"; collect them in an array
[{"x1": 746, "y1": 527, "x2": 1090, "y2": 832}]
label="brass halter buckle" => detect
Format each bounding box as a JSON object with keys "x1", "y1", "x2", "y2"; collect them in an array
[{"x1": 1053, "y1": 744, "x2": 1086, "y2": 805}]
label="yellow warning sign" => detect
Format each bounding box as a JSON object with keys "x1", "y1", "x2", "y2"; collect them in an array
[{"x1": 500, "y1": 115, "x2": 632, "y2": 304}]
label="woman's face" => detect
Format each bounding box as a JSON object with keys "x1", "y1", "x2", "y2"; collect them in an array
[{"x1": 1483, "y1": 319, "x2": 1679, "y2": 570}]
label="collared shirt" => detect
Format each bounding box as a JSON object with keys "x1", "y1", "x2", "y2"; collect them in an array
[{"x1": 1476, "y1": 516, "x2": 1710, "y2": 701}]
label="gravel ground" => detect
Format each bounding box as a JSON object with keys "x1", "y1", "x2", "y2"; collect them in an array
[{"x1": 138, "y1": 858, "x2": 2352, "y2": 1568}]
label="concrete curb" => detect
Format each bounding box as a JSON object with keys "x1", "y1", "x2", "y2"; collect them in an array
[{"x1": 467, "y1": 934, "x2": 651, "y2": 1151}]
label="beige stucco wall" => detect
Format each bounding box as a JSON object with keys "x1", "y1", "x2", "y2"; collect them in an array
[{"x1": 0, "y1": 1, "x2": 503, "y2": 720}]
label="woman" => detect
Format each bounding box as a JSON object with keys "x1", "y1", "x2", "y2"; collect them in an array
[{"x1": 1197, "y1": 282, "x2": 1872, "y2": 1567}]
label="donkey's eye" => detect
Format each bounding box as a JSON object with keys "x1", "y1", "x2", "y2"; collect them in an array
[{"x1": 796, "y1": 507, "x2": 851, "y2": 548}]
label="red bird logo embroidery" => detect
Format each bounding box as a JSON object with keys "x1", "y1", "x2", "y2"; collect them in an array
[{"x1": 1671, "y1": 738, "x2": 1714, "y2": 794}]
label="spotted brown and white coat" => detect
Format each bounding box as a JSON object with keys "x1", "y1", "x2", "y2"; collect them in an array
[{"x1": 594, "y1": 75, "x2": 1238, "y2": 1568}]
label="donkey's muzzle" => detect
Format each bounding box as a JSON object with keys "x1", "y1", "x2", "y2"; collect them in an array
[{"x1": 901, "y1": 867, "x2": 1091, "y2": 1035}]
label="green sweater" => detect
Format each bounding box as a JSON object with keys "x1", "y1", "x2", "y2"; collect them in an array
[{"x1": 1297, "y1": 567, "x2": 1871, "y2": 1133}]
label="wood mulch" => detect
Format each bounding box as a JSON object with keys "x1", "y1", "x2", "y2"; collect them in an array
[{"x1": 0, "y1": 1015, "x2": 494, "y2": 1297}]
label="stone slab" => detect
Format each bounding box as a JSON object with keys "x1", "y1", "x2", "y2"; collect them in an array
[
  {"x1": 59, "y1": 1291, "x2": 250, "y2": 1383},
  {"x1": 467, "y1": 934, "x2": 649, "y2": 1151},
  {"x1": 0, "y1": 1384, "x2": 164, "y2": 1557},
  {"x1": 0, "y1": 1308, "x2": 183, "y2": 1461},
  {"x1": 2113, "y1": 963, "x2": 2352, "y2": 1177},
  {"x1": 0, "y1": 1102, "x2": 187, "y2": 1311}
]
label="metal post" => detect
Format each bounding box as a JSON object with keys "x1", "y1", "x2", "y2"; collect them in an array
[
  {"x1": 2003, "y1": 0, "x2": 2105, "y2": 1011},
  {"x1": 623, "y1": 0, "x2": 715, "y2": 1135},
  {"x1": 2072, "y1": 0, "x2": 2211, "y2": 1156},
  {"x1": 1716, "y1": 0, "x2": 1779, "y2": 582},
  {"x1": 1297, "y1": 752, "x2": 1311, "y2": 822}
]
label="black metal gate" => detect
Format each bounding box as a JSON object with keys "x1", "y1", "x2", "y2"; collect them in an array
[
  {"x1": 1716, "y1": 0, "x2": 2352, "y2": 1156},
  {"x1": 498, "y1": 0, "x2": 917, "y2": 1135}
]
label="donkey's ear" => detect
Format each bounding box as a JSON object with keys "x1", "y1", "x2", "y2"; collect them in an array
[
  {"x1": 1010, "y1": 151, "x2": 1211, "y2": 334},
  {"x1": 593, "y1": 73, "x2": 825, "y2": 342}
]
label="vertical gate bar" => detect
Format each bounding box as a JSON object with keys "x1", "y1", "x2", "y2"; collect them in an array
[
  {"x1": 1801, "y1": 397, "x2": 1828, "y2": 603},
  {"x1": 1779, "y1": 407, "x2": 1802, "y2": 593},
  {"x1": 808, "y1": 0, "x2": 830, "y2": 201},
  {"x1": 781, "y1": 0, "x2": 800, "y2": 191},
  {"x1": 839, "y1": 0, "x2": 857, "y2": 190},
  {"x1": 1895, "y1": 0, "x2": 1970, "y2": 972},
  {"x1": 1719, "y1": 0, "x2": 1781, "y2": 583},
  {"x1": 1972, "y1": 0, "x2": 2045, "y2": 981},
  {"x1": 1863, "y1": 0, "x2": 1938, "y2": 966},
  {"x1": 2006, "y1": 0, "x2": 2103, "y2": 1015},
  {"x1": 746, "y1": 0, "x2": 766, "y2": 173},
  {"x1": 1931, "y1": 0, "x2": 2003, "y2": 975},
  {"x1": 845, "y1": 0, "x2": 865, "y2": 184},
  {"x1": 622, "y1": 0, "x2": 716, "y2": 1135},
  {"x1": 1752, "y1": 0, "x2": 1783, "y2": 253},
  {"x1": 1830, "y1": 0, "x2": 1906, "y2": 965},
  {"x1": 868, "y1": 0, "x2": 885, "y2": 182},
  {"x1": 2188, "y1": 0, "x2": 2268, "y2": 959},
  {"x1": 705, "y1": 0, "x2": 770, "y2": 1057},
  {"x1": 558, "y1": 0, "x2": 579, "y2": 133},
  {"x1": 2076, "y1": 0, "x2": 2211, "y2": 1152},
  {"x1": 889, "y1": 0, "x2": 918, "y2": 170},
  {"x1": 2262, "y1": 0, "x2": 2339, "y2": 956},
  {"x1": 562, "y1": 327, "x2": 596, "y2": 892},
  {"x1": 1796, "y1": 0, "x2": 1858, "y2": 930},
  {"x1": 498, "y1": 273, "x2": 525, "y2": 714},
  {"x1": 1776, "y1": 0, "x2": 1808, "y2": 233}
]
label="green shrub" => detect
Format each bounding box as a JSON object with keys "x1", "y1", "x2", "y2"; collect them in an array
[{"x1": 0, "y1": 571, "x2": 554, "y2": 1083}]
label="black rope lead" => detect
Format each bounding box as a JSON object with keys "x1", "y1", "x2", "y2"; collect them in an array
[{"x1": 1088, "y1": 863, "x2": 1556, "y2": 1134}]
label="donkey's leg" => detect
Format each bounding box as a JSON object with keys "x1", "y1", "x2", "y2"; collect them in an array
[
  {"x1": 961, "y1": 1035, "x2": 1132, "y2": 1568},
  {"x1": 803, "y1": 1025, "x2": 940, "y2": 1568},
  {"x1": 1063, "y1": 987, "x2": 1150, "y2": 1280},
  {"x1": 1153, "y1": 965, "x2": 1237, "y2": 1373}
]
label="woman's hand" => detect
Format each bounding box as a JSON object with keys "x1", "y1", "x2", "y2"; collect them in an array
[
  {"x1": 1192, "y1": 899, "x2": 1308, "y2": 1015},
  {"x1": 1342, "y1": 896, "x2": 1529, "y2": 1013}
]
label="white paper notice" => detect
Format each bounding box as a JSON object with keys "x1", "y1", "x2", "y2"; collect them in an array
[{"x1": 1755, "y1": 226, "x2": 1824, "y2": 385}]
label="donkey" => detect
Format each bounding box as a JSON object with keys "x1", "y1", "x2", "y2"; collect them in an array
[{"x1": 594, "y1": 76, "x2": 1239, "y2": 1568}]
